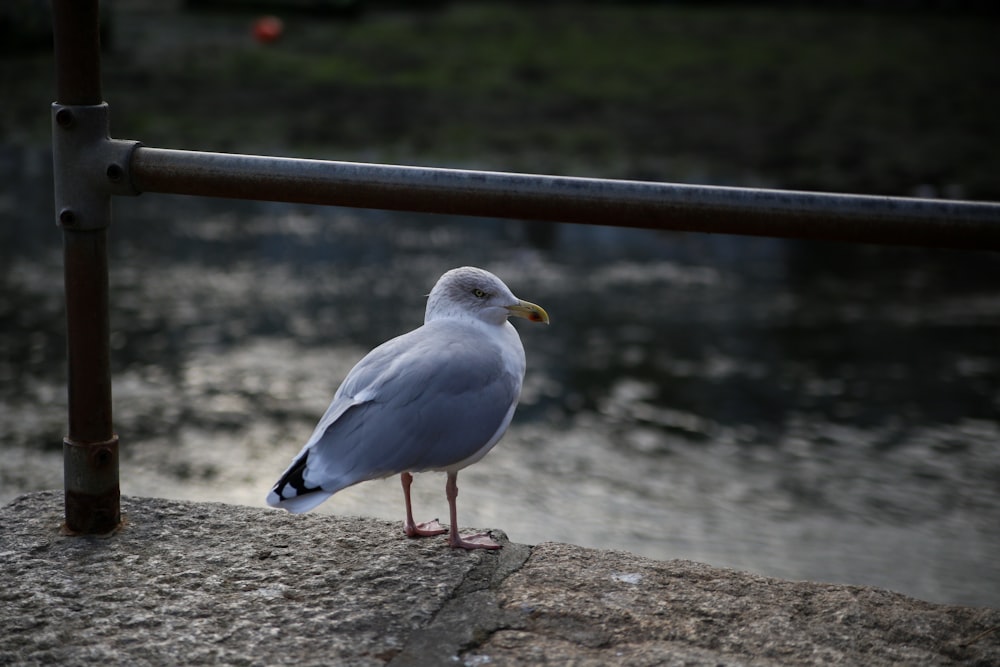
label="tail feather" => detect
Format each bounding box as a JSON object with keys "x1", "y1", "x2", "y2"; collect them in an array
[{"x1": 267, "y1": 450, "x2": 332, "y2": 513}]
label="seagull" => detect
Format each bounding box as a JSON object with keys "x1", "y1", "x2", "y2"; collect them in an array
[{"x1": 266, "y1": 266, "x2": 549, "y2": 550}]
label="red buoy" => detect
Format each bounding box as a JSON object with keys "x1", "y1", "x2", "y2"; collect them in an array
[{"x1": 253, "y1": 16, "x2": 284, "y2": 44}]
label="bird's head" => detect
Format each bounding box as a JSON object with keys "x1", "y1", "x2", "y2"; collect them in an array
[{"x1": 425, "y1": 266, "x2": 550, "y2": 327}]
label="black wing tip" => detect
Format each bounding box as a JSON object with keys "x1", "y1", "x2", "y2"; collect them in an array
[{"x1": 273, "y1": 450, "x2": 322, "y2": 500}]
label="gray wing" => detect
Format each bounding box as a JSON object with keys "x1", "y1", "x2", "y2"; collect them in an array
[{"x1": 300, "y1": 320, "x2": 521, "y2": 493}]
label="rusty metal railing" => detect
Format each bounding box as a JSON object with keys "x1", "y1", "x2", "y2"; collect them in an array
[
  {"x1": 53, "y1": 0, "x2": 118, "y2": 534},
  {"x1": 129, "y1": 148, "x2": 1000, "y2": 248},
  {"x1": 51, "y1": 0, "x2": 1000, "y2": 534}
]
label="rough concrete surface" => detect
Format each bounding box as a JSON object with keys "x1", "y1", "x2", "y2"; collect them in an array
[{"x1": 1, "y1": 492, "x2": 996, "y2": 666}]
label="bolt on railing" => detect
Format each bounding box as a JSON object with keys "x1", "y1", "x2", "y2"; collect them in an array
[{"x1": 51, "y1": 0, "x2": 1000, "y2": 534}]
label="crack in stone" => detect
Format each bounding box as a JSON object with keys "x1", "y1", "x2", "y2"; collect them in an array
[{"x1": 387, "y1": 536, "x2": 532, "y2": 666}]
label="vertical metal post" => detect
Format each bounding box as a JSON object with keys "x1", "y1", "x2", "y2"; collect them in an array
[{"x1": 52, "y1": 0, "x2": 120, "y2": 534}]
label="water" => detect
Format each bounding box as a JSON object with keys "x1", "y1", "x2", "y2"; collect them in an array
[{"x1": 2, "y1": 148, "x2": 999, "y2": 609}]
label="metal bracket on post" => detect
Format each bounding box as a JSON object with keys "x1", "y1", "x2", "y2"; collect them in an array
[
  {"x1": 51, "y1": 101, "x2": 139, "y2": 535},
  {"x1": 52, "y1": 102, "x2": 140, "y2": 230}
]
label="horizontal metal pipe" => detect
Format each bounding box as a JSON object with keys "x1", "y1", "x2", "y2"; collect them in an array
[{"x1": 130, "y1": 147, "x2": 1000, "y2": 250}]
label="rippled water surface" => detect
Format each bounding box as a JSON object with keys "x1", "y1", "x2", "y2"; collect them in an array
[{"x1": 2, "y1": 159, "x2": 999, "y2": 608}]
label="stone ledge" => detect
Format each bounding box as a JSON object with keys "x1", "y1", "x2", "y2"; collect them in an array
[{"x1": 1, "y1": 492, "x2": 996, "y2": 666}]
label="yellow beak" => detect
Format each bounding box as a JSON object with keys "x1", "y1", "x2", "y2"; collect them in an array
[{"x1": 506, "y1": 299, "x2": 550, "y2": 324}]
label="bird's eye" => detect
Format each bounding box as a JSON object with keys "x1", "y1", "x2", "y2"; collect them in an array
[{"x1": 473, "y1": 288, "x2": 487, "y2": 298}]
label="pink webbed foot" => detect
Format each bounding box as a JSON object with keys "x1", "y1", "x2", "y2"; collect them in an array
[
  {"x1": 443, "y1": 471, "x2": 502, "y2": 550},
  {"x1": 401, "y1": 472, "x2": 448, "y2": 538},
  {"x1": 449, "y1": 531, "x2": 502, "y2": 551},
  {"x1": 404, "y1": 518, "x2": 447, "y2": 538}
]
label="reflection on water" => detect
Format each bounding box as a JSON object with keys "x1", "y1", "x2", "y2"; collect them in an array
[{"x1": 2, "y1": 150, "x2": 999, "y2": 608}]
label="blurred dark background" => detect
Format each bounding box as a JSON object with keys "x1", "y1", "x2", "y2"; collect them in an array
[{"x1": 1, "y1": 1, "x2": 998, "y2": 608}]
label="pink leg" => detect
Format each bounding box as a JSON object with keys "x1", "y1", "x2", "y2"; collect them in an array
[
  {"x1": 401, "y1": 472, "x2": 446, "y2": 538},
  {"x1": 446, "y1": 472, "x2": 501, "y2": 550}
]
